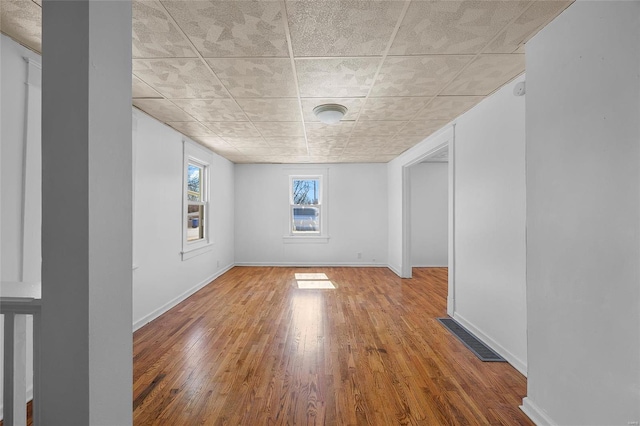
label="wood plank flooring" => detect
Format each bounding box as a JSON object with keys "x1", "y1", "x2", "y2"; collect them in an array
[{"x1": 133, "y1": 267, "x2": 532, "y2": 425}]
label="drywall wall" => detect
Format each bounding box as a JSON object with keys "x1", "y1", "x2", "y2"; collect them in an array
[
  {"x1": 523, "y1": 2, "x2": 640, "y2": 425},
  {"x1": 132, "y1": 109, "x2": 235, "y2": 330},
  {"x1": 410, "y1": 162, "x2": 448, "y2": 267},
  {"x1": 234, "y1": 163, "x2": 387, "y2": 266},
  {"x1": 453, "y1": 75, "x2": 527, "y2": 374}
]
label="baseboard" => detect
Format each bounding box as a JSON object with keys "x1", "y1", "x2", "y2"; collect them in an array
[
  {"x1": 132, "y1": 263, "x2": 234, "y2": 331},
  {"x1": 411, "y1": 264, "x2": 448, "y2": 268},
  {"x1": 452, "y1": 312, "x2": 528, "y2": 376},
  {"x1": 0, "y1": 385, "x2": 32, "y2": 421},
  {"x1": 520, "y1": 397, "x2": 556, "y2": 426},
  {"x1": 387, "y1": 263, "x2": 402, "y2": 277},
  {"x1": 234, "y1": 262, "x2": 388, "y2": 267}
]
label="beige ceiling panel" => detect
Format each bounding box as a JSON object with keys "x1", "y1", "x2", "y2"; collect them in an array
[
  {"x1": 442, "y1": 54, "x2": 524, "y2": 96},
  {"x1": 254, "y1": 122, "x2": 305, "y2": 137},
  {"x1": 132, "y1": 75, "x2": 163, "y2": 99},
  {"x1": 206, "y1": 58, "x2": 296, "y2": 98},
  {"x1": 397, "y1": 120, "x2": 450, "y2": 136},
  {"x1": 414, "y1": 96, "x2": 483, "y2": 121},
  {"x1": 486, "y1": 1, "x2": 573, "y2": 53},
  {"x1": 264, "y1": 137, "x2": 307, "y2": 148},
  {"x1": 1, "y1": 0, "x2": 42, "y2": 53},
  {"x1": 172, "y1": 99, "x2": 247, "y2": 122},
  {"x1": 296, "y1": 58, "x2": 381, "y2": 98},
  {"x1": 167, "y1": 121, "x2": 215, "y2": 137},
  {"x1": 307, "y1": 137, "x2": 350, "y2": 149},
  {"x1": 133, "y1": 99, "x2": 194, "y2": 122},
  {"x1": 308, "y1": 146, "x2": 345, "y2": 157},
  {"x1": 300, "y1": 98, "x2": 363, "y2": 122},
  {"x1": 286, "y1": 0, "x2": 404, "y2": 57},
  {"x1": 203, "y1": 122, "x2": 261, "y2": 138},
  {"x1": 238, "y1": 146, "x2": 308, "y2": 156},
  {"x1": 305, "y1": 122, "x2": 355, "y2": 139},
  {"x1": 359, "y1": 97, "x2": 432, "y2": 121},
  {"x1": 391, "y1": 135, "x2": 431, "y2": 149},
  {"x1": 351, "y1": 121, "x2": 407, "y2": 137},
  {"x1": 339, "y1": 155, "x2": 396, "y2": 163},
  {"x1": 370, "y1": 56, "x2": 472, "y2": 97},
  {"x1": 161, "y1": 0, "x2": 288, "y2": 57},
  {"x1": 222, "y1": 137, "x2": 269, "y2": 149},
  {"x1": 132, "y1": 0, "x2": 196, "y2": 58},
  {"x1": 307, "y1": 156, "x2": 342, "y2": 163},
  {"x1": 390, "y1": 0, "x2": 529, "y2": 55},
  {"x1": 346, "y1": 137, "x2": 393, "y2": 148},
  {"x1": 236, "y1": 98, "x2": 301, "y2": 122},
  {"x1": 133, "y1": 59, "x2": 228, "y2": 99}
]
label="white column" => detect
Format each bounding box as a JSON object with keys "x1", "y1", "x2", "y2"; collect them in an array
[{"x1": 41, "y1": 1, "x2": 132, "y2": 424}]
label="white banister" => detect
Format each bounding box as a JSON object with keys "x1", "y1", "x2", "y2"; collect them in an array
[{"x1": 1, "y1": 282, "x2": 41, "y2": 426}]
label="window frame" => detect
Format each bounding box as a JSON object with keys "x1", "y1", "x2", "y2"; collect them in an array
[
  {"x1": 182, "y1": 141, "x2": 212, "y2": 260},
  {"x1": 284, "y1": 170, "x2": 329, "y2": 243}
]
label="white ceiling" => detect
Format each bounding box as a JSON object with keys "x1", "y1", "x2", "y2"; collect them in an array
[{"x1": 1, "y1": 0, "x2": 572, "y2": 164}]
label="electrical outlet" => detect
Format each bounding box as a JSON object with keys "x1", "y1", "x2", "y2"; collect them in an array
[{"x1": 357, "y1": 252, "x2": 362, "y2": 259}]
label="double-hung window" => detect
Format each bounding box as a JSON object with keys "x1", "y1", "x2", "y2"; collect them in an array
[
  {"x1": 182, "y1": 141, "x2": 211, "y2": 260},
  {"x1": 290, "y1": 176, "x2": 321, "y2": 234}
]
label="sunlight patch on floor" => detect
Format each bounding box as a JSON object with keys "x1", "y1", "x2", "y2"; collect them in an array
[{"x1": 295, "y1": 272, "x2": 335, "y2": 289}]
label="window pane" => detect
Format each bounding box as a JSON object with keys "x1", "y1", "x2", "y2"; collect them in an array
[
  {"x1": 187, "y1": 204, "x2": 204, "y2": 242},
  {"x1": 292, "y1": 179, "x2": 319, "y2": 205},
  {"x1": 292, "y1": 206, "x2": 319, "y2": 232},
  {"x1": 187, "y1": 164, "x2": 202, "y2": 202}
]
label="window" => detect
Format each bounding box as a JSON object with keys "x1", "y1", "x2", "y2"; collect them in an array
[
  {"x1": 290, "y1": 177, "x2": 321, "y2": 234},
  {"x1": 182, "y1": 141, "x2": 211, "y2": 260}
]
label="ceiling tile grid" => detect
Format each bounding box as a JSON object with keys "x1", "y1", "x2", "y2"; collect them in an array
[{"x1": 1, "y1": 0, "x2": 573, "y2": 164}]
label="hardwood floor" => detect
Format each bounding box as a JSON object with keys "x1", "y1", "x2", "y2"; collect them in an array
[{"x1": 133, "y1": 267, "x2": 532, "y2": 425}]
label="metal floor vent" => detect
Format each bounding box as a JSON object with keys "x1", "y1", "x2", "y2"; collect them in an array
[{"x1": 437, "y1": 318, "x2": 506, "y2": 362}]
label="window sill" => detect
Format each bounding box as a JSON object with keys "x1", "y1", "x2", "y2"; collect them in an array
[
  {"x1": 181, "y1": 243, "x2": 213, "y2": 261},
  {"x1": 282, "y1": 235, "x2": 330, "y2": 244}
]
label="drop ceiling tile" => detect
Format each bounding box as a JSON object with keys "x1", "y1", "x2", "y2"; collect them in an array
[
  {"x1": 264, "y1": 137, "x2": 307, "y2": 148},
  {"x1": 390, "y1": 0, "x2": 529, "y2": 55},
  {"x1": 161, "y1": 0, "x2": 288, "y2": 57},
  {"x1": 486, "y1": 1, "x2": 573, "y2": 53},
  {"x1": 286, "y1": 0, "x2": 404, "y2": 57},
  {"x1": 300, "y1": 98, "x2": 363, "y2": 122},
  {"x1": 167, "y1": 121, "x2": 215, "y2": 137},
  {"x1": 359, "y1": 98, "x2": 431, "y2": 121},
  {"x1": 397, "y1": 120, "x2": 450, "y2": 136},
  {"x1": 339, "y1": 155, "x2": 396, "y2": 163},
  {"x1": 442, "y1": 54, "x2": 524, "y2": 96},
  {"x1": 254, "y1": 122, "x2": 305, "y2": 137},
  {"x1": 346, "y1": 137, "x2": 393, "y2": 148},
  {"x1": 133, "y1": 99, "x2": 194, "y2": 122},
  {"x1": 305, "y1": 122, "x2": 355, "y2": 139},
  {"x1": 132, "y1": 0, "x2": 196, "y2": 58},
  {"x1": 296, "y1": 58, "x2": 381, "y2": 98},
  {"x1": 370, "y1": 56, "x2": 472, "y2": 97},
  {"x1": 391, "y1": 135, "x2": 431, "y2": 149},
  {"x1": 132, "y1": 75, "x2": 163, "y2": 99},
  {"x1": 203, "y1": 122, "x2": 261, "y2": 138},
  {"x1": 172, "y1": 99, "x2": 247, "y2": 122},
  {"x1": 351, "y1": 121, "x2": 407, "y2": 137},
  {"x1": 307, "y1": 137, "x2": 350, "y2": 149},
  {"x1": 414, "y1": 96, "x2": 483, "y2": 121},
  {"x1": 238, "y1": 146, "x2": 308, "y2": 156},
  {"x1": 236, "y1": 98, "x2": 301, "y2": 122},
  {"x1": 308, "y1": 145, "x2": 345, "y2": 157},
  {"x1": 133, "y1": 59, "x2": 228, "y2": 99},
  {"x1": 206, "y1": 58, "x2": 296, "y2": 98},
  {"x1": 0, "y1": 0, "x2": 42, "y2": 53}
]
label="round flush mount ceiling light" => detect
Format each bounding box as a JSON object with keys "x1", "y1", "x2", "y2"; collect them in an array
[{"x1": 313, "y1": 104, "x2": 348, "y2": 125}]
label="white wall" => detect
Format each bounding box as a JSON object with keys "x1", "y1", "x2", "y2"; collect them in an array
[
  {"x1": 523, "y1": 2, "x2": 640, "y2": 425},
  {"x1": 453, "y1": 75, "x2": 527, "y2": 374},
  {"x1": 410, "y1": 162, "x2": 448, "y2": 267},
  {"x1": 132, "y1": 109, "x2": 235, "y2": 330},
  {"x1": 234, "y1": 163, "x2": 387, "y2": 266}
]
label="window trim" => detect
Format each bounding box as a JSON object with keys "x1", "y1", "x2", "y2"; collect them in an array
[
  {"x1": 283, "y1": 168, "x2": 330, "y2": 243},
  {"x1": 181, "y1": 140, "x2": 212, "y2": 260}
]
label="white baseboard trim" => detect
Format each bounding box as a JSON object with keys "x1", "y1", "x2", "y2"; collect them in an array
[
  {"x1": 452, "y1": 312, "x2": 528, "y2": 376},
  {"x1": 0, "y1": 385, "x2": 32, "y2": 421},
  {"x1": 520, "y1": 397, "x2": 556, "y2": 426},
  {"x1": 133, "y1": 263, "x2": 234, "y2": 331},
  {"x1": 411, "y1": 264, "x2": 448, "y2": 268},
  {"x1": 387, "y1": 263, "x2": 402, "y2": 277},
  {"x1": 234, "y1": 262, "x2": 388, "y2": 268}
]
